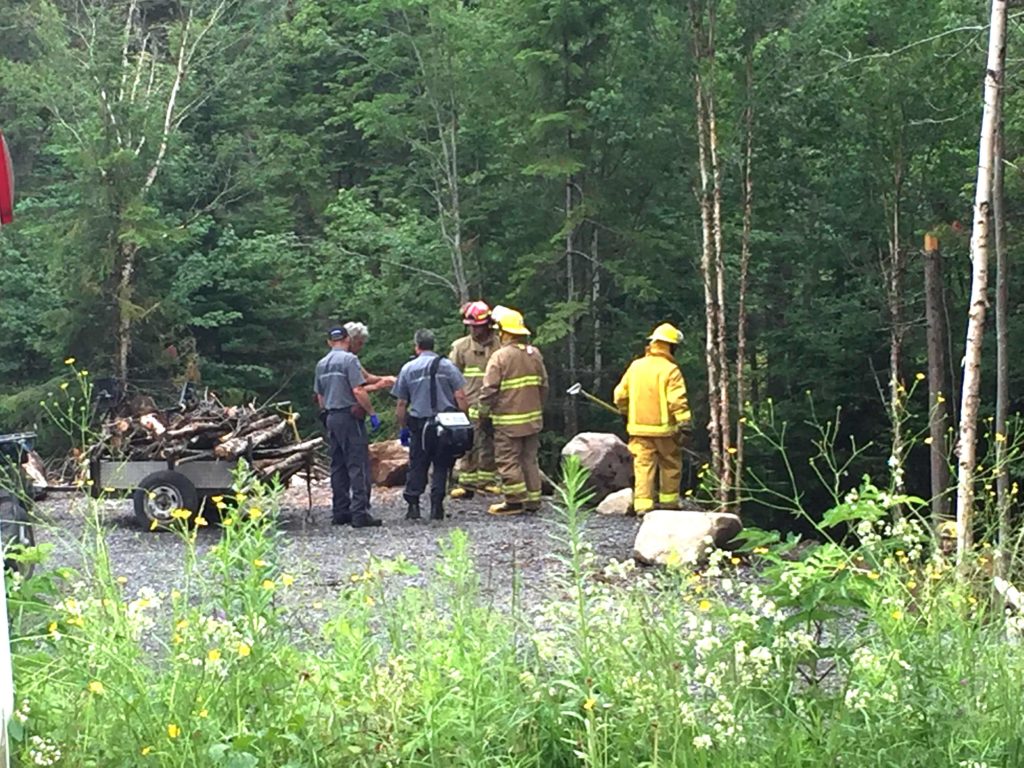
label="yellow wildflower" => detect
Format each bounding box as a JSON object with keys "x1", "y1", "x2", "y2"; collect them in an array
[
  {"x1": 253, "y1": 559, "x2": 267, "y2": 568},
  {"x1": 222, "y1": 517, "x2": 234, "y2": 526},
  {"x1": 63, "y1": 356, "x2": 75, "y2": 366},
  {"x1": 207, "y1": 649, "x2": 222, "y2": 662},
  {"x1": 116, "y1": 576, "x2": 127, "y2": 585},
  {"x1": 167, "y1": 723, "x2": 180, "y2": 739},
  {"x1": 730, "y1": 557, "x2": 741, "y2": 566},
  {"x1": 753, "y1": 546, "x2": 769, "y2": 555},
  {"x1": 923, "y1": 436, "x2": 933, "y2": 445},
  {"x1": 915, "y1": 372, "x2": 926, "y2": 381},
  {"x1": 698, "y1": 599, "x2": 712, "y2": 612},
  {"x1": 281, "y1": 574, "x2": 295, "y2": 587},
  {"x1": 141, "y1": 746, "x2": 152, "y2": 756},
  {"x1": 67, "y1": 616, "x2": 84, "y2": 628},
  {"x1": 170, "y1": 508, "x2": 190, "y2": 520},
  {"x1": 88, "y1": 680, "x2": 105, "y2": 695},
  {"x1": 891, "y1": 609, "x2": 903, "y2": 621},
  {"x1": 995, "y1": 432, "x2": 1007, "y2": 443},
  {"x1": 198, "y1": 709, "x2": 208, "y2": 719},
  {"x1": 907, "y1": 580, "x2": 917, "y2": 591},
  {"x1": 194, "y1": 516, "x2": 208, "y2": 527},
  {"x1": 59, "y1": 382, "x2": 69, "y2": 391},
  {"x1": 867, "y1": 571, "x2": 880, "y2": 580},
  {"x1": 237, "y1": 642, "x2": 251, "y2": 657},
  {"x1": 262, "y1": 579, "x2": 275, "y2": 591},
  {"x1": 248, "y1": 507, "x2": 262, "y2": 520},
  {"x1": 727, "y1": 446, "x2": 737, "y2": 455},
  {"x1": 583, "y1": 696, "x2": 597, "y2": 711}
]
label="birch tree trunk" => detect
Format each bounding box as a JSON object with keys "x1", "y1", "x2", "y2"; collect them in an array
[
  {"x1": 565, "y1": 176, "x2": 579, "y2": 436},
  {"x1": 955, "y1": 0, "x2": 1007, "y2": 561},
  {"x1": 923, "y1": 234, "x2": 950, "y2": 528},
  {"x1": 734, "y1": 52, "x2": 754, "y2": 508},
  {"x1": 591, "y1": 227, "x2": 603, "y2": 393},
  {"x1": 993, "y1": 78, "x2": 1010, "y2": 583},
  {"x1": 885, "y1": 167, "x2": 906, "y2": 500},
  {"x1": 691, "y1": 0, "x2": 722, "y2": 484}
]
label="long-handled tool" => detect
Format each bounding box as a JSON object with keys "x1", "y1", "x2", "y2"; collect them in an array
[{"x1": 566, "y1": 382, "x2": 621, "y2": 416}]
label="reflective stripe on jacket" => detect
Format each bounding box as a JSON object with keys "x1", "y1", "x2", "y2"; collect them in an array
[
  {"x1": 449, "y1": 333, "x2": 501, "y2": 418},
  {"x1": 479, "y1": 342, "x2": 548, "y2": 437},
  {"x1": 613, "y1": 346, "x2": 691, "y2": 437}
]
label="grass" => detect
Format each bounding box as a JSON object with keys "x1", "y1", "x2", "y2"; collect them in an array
[{"x1": 6, "y1": 457, "x2": 1024, "y2": 767}]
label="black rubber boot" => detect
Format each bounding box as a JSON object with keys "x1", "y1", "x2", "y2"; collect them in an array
[
  {"x1": 429, "y1": 499, "x2": 445, "y2": 521},
  {"x1": 406, "y1": 500, "x2": 422, "y2": 520},
  {"x1": 351, "y1": 513, "x2": 382, "y2": 528}
]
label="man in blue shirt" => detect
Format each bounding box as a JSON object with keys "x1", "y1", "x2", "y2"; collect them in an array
[
  {"x1": 314, "y1": 327, "x2": 382, "y2": 528},
  {"x1": 392, "y1": 329, "x2": 468, "y2": 520}
]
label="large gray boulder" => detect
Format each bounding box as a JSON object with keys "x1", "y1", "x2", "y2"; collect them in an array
[
  {"x1": 368, "y1": 440, "x2": 409, "y2": 486},
  {"x1": 633, "y1": 510, "x2": 742, "y2": 566},
  {"x1": 560, "y1": 432, "x2": 633, "y2": 502}
]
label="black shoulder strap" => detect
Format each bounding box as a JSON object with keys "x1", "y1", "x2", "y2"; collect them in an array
[{"x1": 428, "y1": 354, "x2": 444, "y2": 413}]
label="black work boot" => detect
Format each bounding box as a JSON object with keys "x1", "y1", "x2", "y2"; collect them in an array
[
  {"x1": 405, "y1": 500, "x2": 422, "y2": 520},
  {"x1": 429, "y1": 499, "x2": 445, "y2": 521},
  {"x1": 351, "y1": 513, "x2": 382, "y2": 528}
]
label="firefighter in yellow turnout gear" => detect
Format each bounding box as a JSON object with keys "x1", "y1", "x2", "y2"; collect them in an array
[
  {"x1": 478, "y1": 307, "x2": 549, "y2": 515},
  {"x1": 613, "y1": 323, "x2": 692, "y2": 515},
  {"x1": 449, "y1": 301, "x2": 502, "y2": 498}
]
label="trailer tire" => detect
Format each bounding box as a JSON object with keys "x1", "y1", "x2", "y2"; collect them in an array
[
  {"x1": 0, "y1": 494, "x2": 35, "y2": 578},
  {"x1": 133, "y1": 471, "x2": 199, "y2": 530}
]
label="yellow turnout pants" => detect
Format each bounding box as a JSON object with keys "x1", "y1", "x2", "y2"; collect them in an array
[
  {"x1": 628, "y1": 435, "x2": 682, "y2": 513},
  {"x1": 494, "y1": 430, "x2": 541, "y2": 505},
  {"x1": 456, "y1": 417, "x2": 498, "y2": 488}
]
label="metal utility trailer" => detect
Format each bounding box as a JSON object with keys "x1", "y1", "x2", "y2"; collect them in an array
[
  {"x1": 0, "y1": 433, "x2": 39, "y2": 577},
  {"x1": 89, "y1": 457, "x2": 238, "y2": 528}
]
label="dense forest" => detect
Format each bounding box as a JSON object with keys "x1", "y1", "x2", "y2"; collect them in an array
[{"x1": 0, "y1": 0, "x2": 1019, "y2": 525}]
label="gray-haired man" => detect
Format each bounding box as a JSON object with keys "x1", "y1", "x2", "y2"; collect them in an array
[
  {"x1": 314, "y1": 326, "x2": 382, "y2": 528},
  {"x1": 392, "y1": 329, "x2": 468, "y2": 520}
]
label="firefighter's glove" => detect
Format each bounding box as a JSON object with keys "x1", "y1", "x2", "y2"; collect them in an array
[
  {"x1": 676, "y1": 426, "x2": 693, "y2": 452},
  {"x1": 399, "y1": 427, "x2": 411, "y2": 447},
  {"x1": 369, "y1": 413, "x2": 382, "y2": 432}
]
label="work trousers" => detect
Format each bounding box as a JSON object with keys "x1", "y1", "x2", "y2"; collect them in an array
[
  {"x1": 628, "y1": 435, "x2": 682, "y2": 514},
  {"x1": 494, "y1": 430, "x2": 541, "y2": 506},
  {"x1": 326, "y1": 411, "x2": 371, "y2": 520},
  {"x1": 404, "y1": 417, "x2": 454, "y2": 508},
  {"x1": 456, "y1": 416, "x2": 497, "y2": 489}
]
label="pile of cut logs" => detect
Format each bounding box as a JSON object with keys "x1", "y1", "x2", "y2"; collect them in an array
[{"x1": 92, "y1": 399, "x2": 325, "y2": 483}]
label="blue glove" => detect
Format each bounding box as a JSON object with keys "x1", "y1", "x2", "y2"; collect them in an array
[
  {"x1": 399, "y1": 427, "x2": 411, "y2": 447},
  {"x1": 369, "y1": 413, "x2": 382, "y2": 432}
]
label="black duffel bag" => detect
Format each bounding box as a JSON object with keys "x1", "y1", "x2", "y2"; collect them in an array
[{"x1": 426, "y1": 355, "x2": 474, "y2": 458}]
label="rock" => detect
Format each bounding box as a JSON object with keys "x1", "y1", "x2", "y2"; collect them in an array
[
  {"x1": 560, "y1": 432, "x2": 633, "y2": 502},
  {"x1": 596, "y1": 487, "x2": 633, "y2": 516},
  {"x1": 633, "y1": 510, "x2": 743, "y2": 566},
  {"x1": 369, "y1": 440, "x2": 409, "y2": 486}
]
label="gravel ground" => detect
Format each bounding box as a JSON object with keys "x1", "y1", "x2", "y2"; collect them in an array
[{"x1": 27, "y1": 482, "x2": 642, "y2": 626}]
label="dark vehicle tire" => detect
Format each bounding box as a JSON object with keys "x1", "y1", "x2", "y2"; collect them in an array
[
  {"x1": 0, "y1": 494, "x2": 35, "y2": 578},
  {"x1": 133, "y1": 471, "x2": 199, "y2": 530}
]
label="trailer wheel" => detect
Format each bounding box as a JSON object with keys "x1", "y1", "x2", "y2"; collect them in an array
[
  {"x1": 133, "y1": 470, "x2": 199, "y2": 530},
  {"x1": 0, "y1": 494, "x2": 35, "y2": 578}
]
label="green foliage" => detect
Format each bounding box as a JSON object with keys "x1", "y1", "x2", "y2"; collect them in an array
[{"x1": 9, "y1": 461, "x2": 1024, "y2": 766}]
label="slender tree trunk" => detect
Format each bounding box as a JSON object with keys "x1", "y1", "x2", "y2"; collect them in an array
[
  {"x1": 565, "y1": 175, "x2": 579, "y2": 436},
  {"x1": 923, "y1": 235, "x2": 951, "y2": 528},
  {"x1": 885, "y1": 168, "x2": 906, "y2": 500},
  {"x1": 591, "y1": 226, "x2": 603, "y2": 393},
  {"x1": 735, "y1": 52, "x2": 754, "y2": 508},
  {"x1": 708, "y1": 71, "x2": 732, "y2": 505},
  {"x1": 955, "y1": 0, "x2": 1007, "y2": 561},
  {"x1": 115, "y1": 241, "x2": 139, "y2": 384},
  {"x1": 994, "y1": 79, "x2": 1010, "y2": 582},
  {"x1": 691, "y1": 0, "x2": 722, "y2": 484}
]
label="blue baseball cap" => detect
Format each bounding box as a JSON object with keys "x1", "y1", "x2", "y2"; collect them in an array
[{"x1": 327, "y1": 326, "x2": 348, "y2": 341}]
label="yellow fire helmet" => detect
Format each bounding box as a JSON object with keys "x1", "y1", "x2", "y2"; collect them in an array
[
  {"x1": 648, "y1": 323, "x2": 684, "y2": 345},
  {"x1": 493, "y1": 306, "x2": 531, "y2": 336}
]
